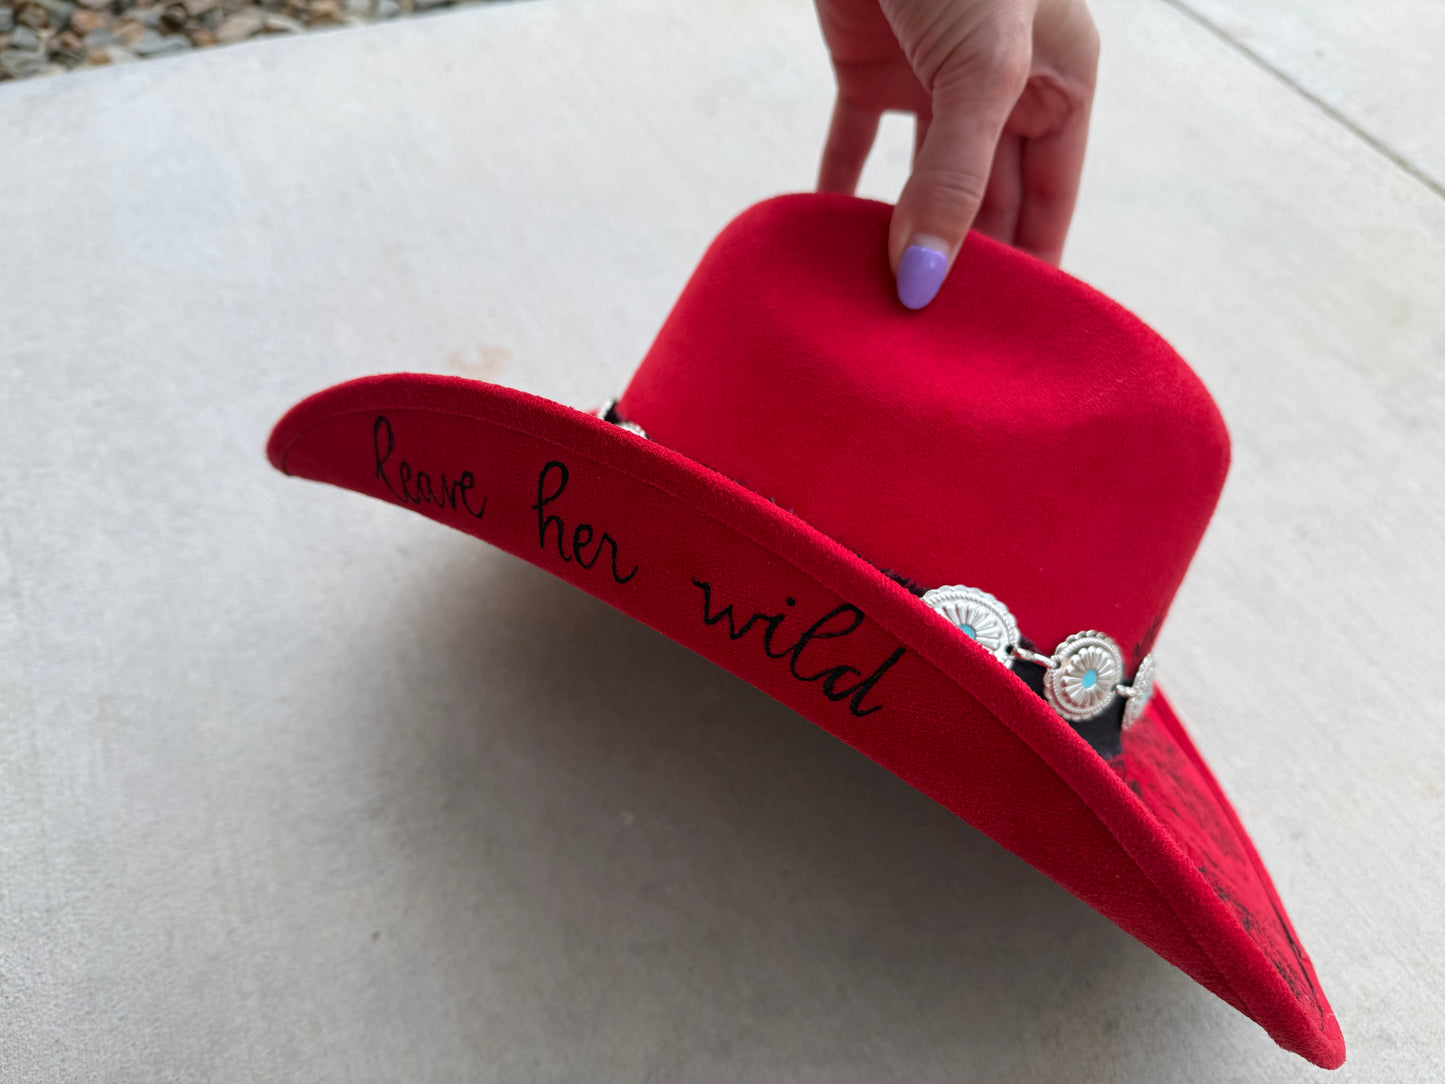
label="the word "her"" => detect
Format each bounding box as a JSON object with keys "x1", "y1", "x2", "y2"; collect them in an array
[
  {"x1": 533, "y1": 460, "x2": 638, "y2": 585},
  {"x1": 692, "y1": 578, "x2": 904, "y2": 718}
]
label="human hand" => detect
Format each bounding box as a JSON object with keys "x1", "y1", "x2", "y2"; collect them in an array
[{"x1": 815, "y1": 0, "x2": 1099, "y2": 308}]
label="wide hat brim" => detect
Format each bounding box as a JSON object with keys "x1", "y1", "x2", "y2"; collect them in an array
[{"x1": 268, "y1": 371, "x2": 1345, "y2": 1068}]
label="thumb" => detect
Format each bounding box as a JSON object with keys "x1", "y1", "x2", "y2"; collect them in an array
[{"x1": 891, "y1": 36, "x2": 1031, "y2": 309}]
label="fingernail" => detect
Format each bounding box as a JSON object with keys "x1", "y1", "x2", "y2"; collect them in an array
[{"x1": 896, "y1": 238, "x2": 949, "y2": 310}]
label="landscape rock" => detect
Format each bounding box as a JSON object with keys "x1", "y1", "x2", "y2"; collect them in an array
[
  {"x1": 33, "y1": 0, "x2": 74, "y2": 29},
  {"x1": 0, "y1": 0, "x2": 498, "y2": 80},
  {"x1": 214, "y1": 8, "x2": 262, "y2": 41},
  {"x1": 67, "y1": 7, "x2": 99, "y2": 32},
  {"x1": 17, "y1": 4, "x2": 50, "y2": 29},
  {"x1": 301, "y1": 0, "x2": 337, "y2": 25},
  {"x1": 130, "y1": 26, "x2": 189, "y2": 53},
  {"x1": 0, "y1": 45, "x2": 50, "y2": 76}
]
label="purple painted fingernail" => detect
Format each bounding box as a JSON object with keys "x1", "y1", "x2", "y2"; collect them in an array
[{"x1": 896, "y1": 240, "x2": 949, "y2": 310}]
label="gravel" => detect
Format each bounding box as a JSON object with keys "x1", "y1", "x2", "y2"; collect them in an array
[{"x1": 0, "y1": 0, "x2": 497, "y2": 80}]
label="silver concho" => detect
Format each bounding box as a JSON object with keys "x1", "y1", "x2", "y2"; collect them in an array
[
  {"x1": 1044, "y1": 630, "x2": 1126, "y2": 722},
  {"x1": 1119, "y1": 653, "x2": 1156, "y2": 731},
  {"x1": 920, "y1": 585, "x2": 1019, "y2": 666}
]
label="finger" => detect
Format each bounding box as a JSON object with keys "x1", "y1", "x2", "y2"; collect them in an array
[
  {"x1": 818, "y1": 95, "x2": 882, "y2": 195},
  {"x1": 1015, "y1": 92, "x2": 1092, "y2": 265},
  {"x1": 889, "y1": 48, "x2": 1030, "y2": 308},
  {"x1": 1014, "y1": 0, "x2": 1099, "y2": 264},
  {"x1": 911, "y1": 113, "x2": 930, "y2": 167},
  {"x1": 971, "y1": 130, "x2": 1024, "y2": 247}
]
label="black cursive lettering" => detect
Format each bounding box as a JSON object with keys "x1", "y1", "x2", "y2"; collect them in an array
[
  {"x1": 533, "y1": 460, "x2": 638, "y2": 584},
  {"x1": 372, "y1": 415, "x2": 486, "y2": 519},
  {"x1": 694, "y1": 579, "x2": 901, "y2": 717},
  {"x1": 535, "y1": 460, "x2": 571, "y2": 561}
]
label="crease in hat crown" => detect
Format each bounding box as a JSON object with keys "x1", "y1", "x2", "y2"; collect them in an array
[{"x1": 618, "y1": 194, "x2": 1231, "y2": 669}]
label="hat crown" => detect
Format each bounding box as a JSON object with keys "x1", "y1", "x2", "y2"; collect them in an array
[{"x1": 620, "y1": 195, "x2": 1229, "y2": 664}]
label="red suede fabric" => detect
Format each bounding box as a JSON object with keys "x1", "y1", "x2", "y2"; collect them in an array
[{"x1": 266, "y1": 195, "x2": 1344, "y2": 1067}]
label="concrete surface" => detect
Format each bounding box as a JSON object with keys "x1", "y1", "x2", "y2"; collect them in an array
[
  {"x1": 1180, "y1": 0, "x2": 1445, "y2": 193},
  {"x1": 1, "y1": 0, "x2": 1442, "y2": 1080}
]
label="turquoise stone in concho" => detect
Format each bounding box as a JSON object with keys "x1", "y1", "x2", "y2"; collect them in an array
[
  {"x1": 1044, "y1": 631, "x2": 1126, "y2": 723},
  {"x1": 920, "y1": 585, "x2": 1020, "y2": 667}
]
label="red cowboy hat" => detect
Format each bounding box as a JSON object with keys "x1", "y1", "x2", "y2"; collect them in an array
[{"x1": 267, "y1": 194, "x2": 1344, "y2": 1068}]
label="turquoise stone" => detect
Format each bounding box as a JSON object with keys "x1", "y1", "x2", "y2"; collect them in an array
[
  {"x1": 960, "y1": 624, "x2": 977, "y2": 640},
  {"x1": 1082, "y1": 668, "x2": 1098, "y2": 690}
]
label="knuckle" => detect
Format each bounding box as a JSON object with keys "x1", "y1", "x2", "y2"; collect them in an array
[
  {"x1": 976, "y1": 31, "x2": 1033, "y2": 89},
  {"x1": 910, "y1": 166, "x2": 990, "y2": 219},
  {"x1": 929, "y1": 27, "x2": 1032, "y2": 105},
  {"x1": 895, "y1": 1, "x2": 1031, "y2": 90}
]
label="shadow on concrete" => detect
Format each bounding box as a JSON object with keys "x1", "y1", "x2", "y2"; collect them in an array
[{"x1": 355, "y1": 543, "x2": 1225, "y2": 1080}]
